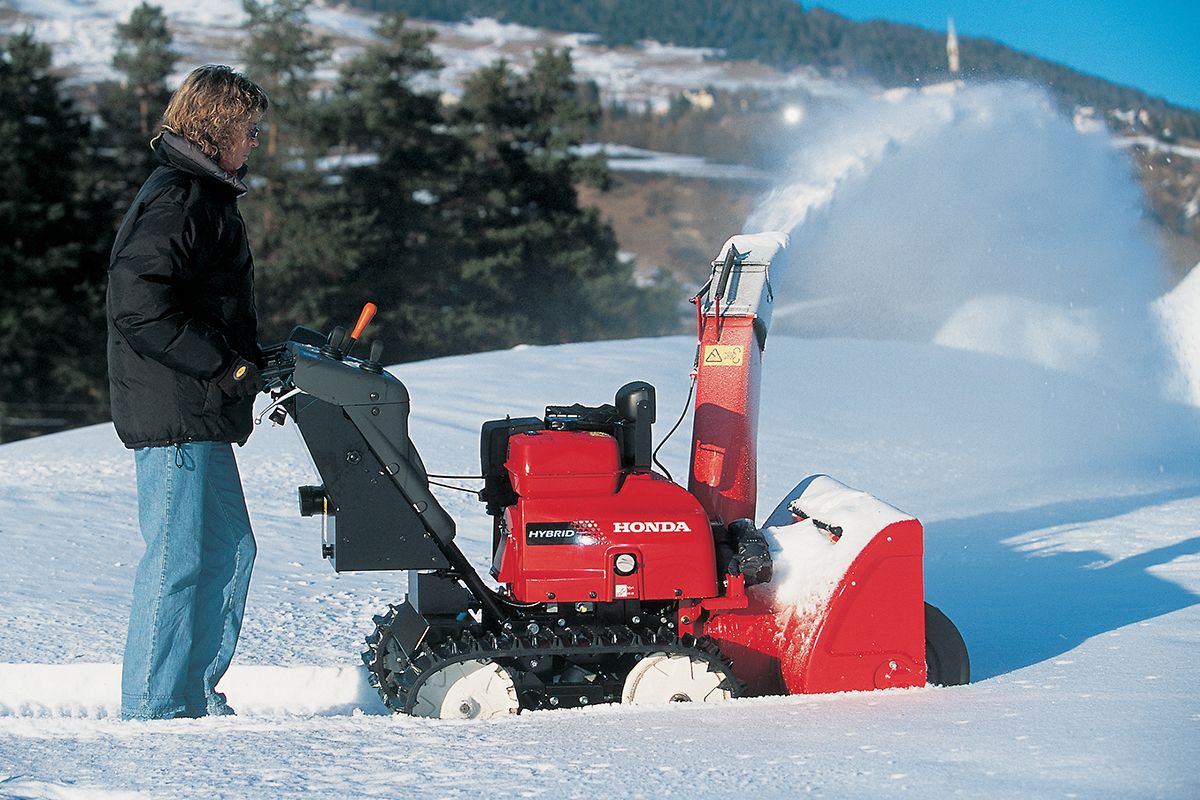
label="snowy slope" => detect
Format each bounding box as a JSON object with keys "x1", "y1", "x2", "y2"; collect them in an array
[
  {"x1": 1, "y1": 0, "x2": 841, "y2": 110},
  {"x1": 1, "y1": 18, "x2": 1198, "y2": 794},
  {"x1": 1, "y1": 330, "x2": 1199, "y2": 798}
]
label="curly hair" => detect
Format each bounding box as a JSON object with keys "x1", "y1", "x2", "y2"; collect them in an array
[{"x1": 159, "y1": 65, "x2": 269, "y2": 164}]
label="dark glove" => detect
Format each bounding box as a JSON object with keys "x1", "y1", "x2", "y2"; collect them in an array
[{"x1": 217, "y1": 356, "x2": 266, "y2": 398}]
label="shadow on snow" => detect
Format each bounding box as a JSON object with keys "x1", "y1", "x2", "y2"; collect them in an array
[{"x1": 924, "y1": 485, "x2": 1200, "y2": 680}]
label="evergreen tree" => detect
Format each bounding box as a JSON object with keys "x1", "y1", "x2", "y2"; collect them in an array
[
  {"x1": 322, "y1": 14, "x2": 470, "y2": 357},
  {"x1": 94, "y1": 2, "x2": 178, "y2": 207},
  {"x1": 241, "y1": 0, "x2": 329, "y2": 164},
  {"x1": 238, "y1": 0, "x2": 369, "y2": 342},
  {"x1": 112, "y1": 2, "x2": 177, "y2": 139},
  {"x1": 321, "y1": 21, "x2": 677, "y2": 360},
  {"x1": 0, "y1": 33, "x2": 110, "y2": 440},
  {"x1": 448, "y1": 48, "x2": 676, "y2": 349}
]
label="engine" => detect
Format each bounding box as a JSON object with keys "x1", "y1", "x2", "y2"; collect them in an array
[
  {"x1": 481, "y1": 382, "x2": 720, "y2": 609},
  {"x1": 492, "y1": 428, "x2": 718, "y2": 604}
]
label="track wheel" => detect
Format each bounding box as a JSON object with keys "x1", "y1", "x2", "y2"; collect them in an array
[
  {"x1": 925, "y1": 602, "x2": 970, "y2": 686},
  {"x1": 621, "y1": 653, "x2": 733, "y2": 705},
  {"x1": 410, "y1": 659, "x2": 520, "y2": 720}
]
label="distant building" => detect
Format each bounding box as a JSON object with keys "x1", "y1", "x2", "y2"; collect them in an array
[
  {"x1": 947, "y1": 17, "x2": 960, "y2": 74},
  {"x1": 682, "y1": 89, "x2": 714, "y2": 110}
]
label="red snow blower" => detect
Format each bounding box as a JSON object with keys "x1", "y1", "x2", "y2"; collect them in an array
[{"x1": 260, "y1": 233, "x2": 969, "y2": 718}]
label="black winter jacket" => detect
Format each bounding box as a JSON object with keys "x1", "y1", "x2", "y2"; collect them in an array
[{"x1": 106, "y1": 132, "x2": 260, "y2": 449}]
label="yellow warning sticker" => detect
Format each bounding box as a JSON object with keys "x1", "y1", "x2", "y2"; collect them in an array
[{"x1": 703, "y1": 345, "x2": 744, "y2": 366}]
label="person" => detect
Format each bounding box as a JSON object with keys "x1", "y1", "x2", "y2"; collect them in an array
[{"x1": 106, "y1": 64, "x2": 270, "y2": 720}]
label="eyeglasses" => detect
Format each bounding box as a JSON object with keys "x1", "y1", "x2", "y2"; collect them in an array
[{"x1": 248, "y1": 126, "x2": 261, "y2": 141}]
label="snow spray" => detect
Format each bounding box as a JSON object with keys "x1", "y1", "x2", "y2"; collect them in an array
[
  {"x1": 748, "y1": 81, "x2": 1175, "y2": 392},
  {"x1": 743, "y1": 81, "x2": 1200, "y2": 472}
]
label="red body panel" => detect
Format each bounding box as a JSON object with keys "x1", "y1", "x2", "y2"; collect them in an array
[
  {"x1": 689, "y1": 316, "x2": 761, "y2": 526},
  {"x1": 507, "y1": 429, "x2": 621, "y2": 497},
  {"x1": 702, "y1": 519, "x2": 926, "y2": 693},
  {"x1": 496, "y1": 432, "x2": 718, "y2": 604}
]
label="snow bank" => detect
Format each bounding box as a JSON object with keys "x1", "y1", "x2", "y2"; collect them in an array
[
  {"x1": 573, "y1": 143, "x2": 770, "y2": 181},
  {"x1": 0, "y1": 664, "x2": 382, "y2": 718},
  {"x1": 0, "y1": 776, "x2": 151, "y2": 800}
]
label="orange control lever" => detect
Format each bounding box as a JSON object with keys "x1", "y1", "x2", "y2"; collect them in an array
[{"x1": 350, "y1": 302, "x2": 377, "y2": 341}]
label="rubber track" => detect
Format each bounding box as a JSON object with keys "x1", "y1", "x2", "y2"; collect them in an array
[{"x1": 364, "y1": 608, "x2": 742, "y2": 715}]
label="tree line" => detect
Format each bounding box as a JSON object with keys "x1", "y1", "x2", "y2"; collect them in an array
[
  {"x1": 0, "y1": 0, "x2": 680, "y2": 442},
  {"x1": 362, "y1": 0, "x2": 1200, "y2": 138}
]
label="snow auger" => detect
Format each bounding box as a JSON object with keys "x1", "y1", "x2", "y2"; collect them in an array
[{"x1": 259, "y1": 232, "x2": 969, "y2": 719}]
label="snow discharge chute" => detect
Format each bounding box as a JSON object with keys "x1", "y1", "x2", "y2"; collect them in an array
[{"x1": 688, "y1": 233, "x2": 967, "y2": 693}]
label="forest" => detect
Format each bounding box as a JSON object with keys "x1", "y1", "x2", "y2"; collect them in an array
[
  {"x1": 0, "y1": 0, "x2": 679, "y2": 442},
  {"x1": 361, "y1": 0, "x2": 1200, "y2": 138}
]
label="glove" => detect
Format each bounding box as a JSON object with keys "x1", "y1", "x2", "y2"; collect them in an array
[{"x1": 216, "y1": 356, "x2": 266, "y2": 399}]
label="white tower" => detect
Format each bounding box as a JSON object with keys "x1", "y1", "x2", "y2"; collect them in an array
[{"x1": 947, "y1": 17, "x2": 960, "y2": 74}]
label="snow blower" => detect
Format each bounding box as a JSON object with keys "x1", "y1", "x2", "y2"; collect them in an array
[{"x1": 259, "y1": 232, "x2": 969, "y2": 718}]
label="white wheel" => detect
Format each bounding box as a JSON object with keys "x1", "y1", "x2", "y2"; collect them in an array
[
  {"x1": 621, "y1": 653, "x2": 733, "y2": 705},
  {"x1": 410, "y1": 659, "x2": 520, "y2": 719}
]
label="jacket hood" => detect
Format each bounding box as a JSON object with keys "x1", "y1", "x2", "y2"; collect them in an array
[{"x1": 152, "y1": 131, "x2": 249, "y2": 197}]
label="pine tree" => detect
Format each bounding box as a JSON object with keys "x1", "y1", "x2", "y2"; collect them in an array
[
  {"x1": 448, "y1": 48, "x2": 677, "y2": 350},
  {"x1": 321, "y1": 14, "x2": 468, "y2": 356},
  {"x1": 238, "y1": 0, "x2": 370, "y2": 342},
  {"x1": 241, "y1": 0, "x2": 329, "y2": 167},
  {"x1": 0, "y1": 33, "x2": 110, "y2": 440},
  {"x1": 94, "y1": 2, "x2": 178, "y2": 207},
  {"x1": 112, "y1": 2, "x2": 177, "y2": 139},
  {"x1": 242, "y1": 12, "x2": 678, "y2": 360}
]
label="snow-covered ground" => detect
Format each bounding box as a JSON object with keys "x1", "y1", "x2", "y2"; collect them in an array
[
  {"x1": 2, "y1": 6, "x2": 1199, "y2": 794},
  {"x1": 577, "y1": 143, "x2": 771, "y2": 182},
  {"x1": 1, "y1": 0, "x2": 846, "y2": 111},
  {"x1": 2, "y1": 293, "x2": 1199, "y2": 797}
]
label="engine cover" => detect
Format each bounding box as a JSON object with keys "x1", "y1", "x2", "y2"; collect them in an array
[{"x1": 494, "y1": 431, "x2": 718, "y2": 604}]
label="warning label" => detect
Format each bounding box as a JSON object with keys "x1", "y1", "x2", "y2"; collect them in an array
[{"x1": 702, "y1": 345, "x2": 744, "y2": 366}]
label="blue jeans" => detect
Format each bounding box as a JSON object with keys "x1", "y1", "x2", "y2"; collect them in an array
[{"x1": 121, "y1": 442, "x2": 256, "y2": 720}]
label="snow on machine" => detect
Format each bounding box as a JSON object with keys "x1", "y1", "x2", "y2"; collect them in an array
[{"x1": 259, "y1": 232, "x2": 969, "y2": 717}]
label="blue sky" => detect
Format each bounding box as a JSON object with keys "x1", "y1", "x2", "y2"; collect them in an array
[{"x1": 807, "y1": 1, "x2": 1200, "y2": 111}]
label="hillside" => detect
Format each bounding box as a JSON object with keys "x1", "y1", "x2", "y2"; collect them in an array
[
  {"x1": 350, "y1": 0, "x2": 1200, "y2": 277},
  {"x1": 3, "y1": 0, "x2": 1198, "y2": 279},
  {"x1": 1, "y1": 0, "x2": 1198, "y2": 451},
  {"x1": 2, "y1": 276, "x2": 1199, "y2": 793},
  {"x1": 355, "y1": 0, "x2": 1200, "y2": 131}
]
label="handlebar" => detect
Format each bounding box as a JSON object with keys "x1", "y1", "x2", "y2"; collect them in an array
[{"x1": 258, "y1": 302, "x2": 384, "y2": 396}]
